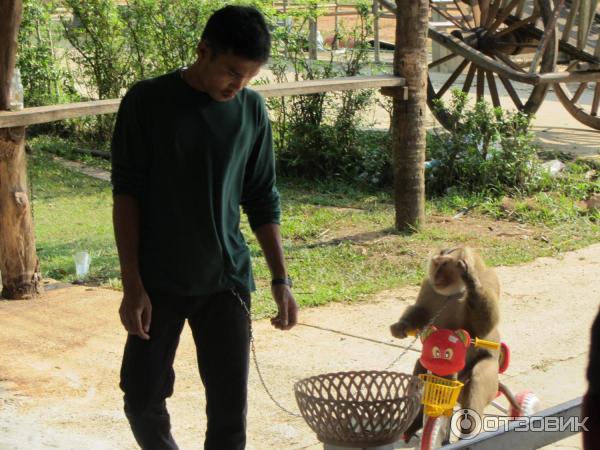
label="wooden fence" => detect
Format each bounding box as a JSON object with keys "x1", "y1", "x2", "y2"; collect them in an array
[{"x1": 0, "y1": 75, "x2": 405, "y2": 128}]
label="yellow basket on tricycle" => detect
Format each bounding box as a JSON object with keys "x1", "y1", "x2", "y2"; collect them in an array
[{"x1": 418, "y1": 373, "x2": 464, "y2": 417}]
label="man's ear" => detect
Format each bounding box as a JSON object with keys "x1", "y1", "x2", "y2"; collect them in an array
[{"x1": 197, "y1": 40, "x2": 210, "y2": 61}]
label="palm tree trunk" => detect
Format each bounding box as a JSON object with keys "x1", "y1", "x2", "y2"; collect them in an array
[
  {"x1": 392, "y1": 0, "x2": 429, "y2": 231},
  {"x1": 0, "y1": 0, "x2": 42, "y2": 299}
]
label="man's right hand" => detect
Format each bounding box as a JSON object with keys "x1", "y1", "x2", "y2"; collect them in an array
[{"x1": 119, "y1": 288, "x2": 152, "y2": 340}]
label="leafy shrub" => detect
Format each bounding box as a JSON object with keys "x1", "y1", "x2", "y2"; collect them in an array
[
  {"x1": 426, "y1": 90, "x2": 544, "y2": 197},
  {"x1": 266, "y1": 0, "x2": 385, "y2": 183},
  {"x1": 122, "y1": 0, "x2": 235, "y2": 79},
  {"x1": 17, "y1": 0, "x2": 84, "y2": 138},
  {"x1": 17, "y1": 0, "x2": 78, "y2": 108}
]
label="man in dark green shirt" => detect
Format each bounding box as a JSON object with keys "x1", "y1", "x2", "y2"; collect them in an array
[
  {"x1": 111, "y1": 6, "x2": 297, "y2": 450},
  {"x1": 584, "y1": 309, "x2": 600, "y2": 449}
]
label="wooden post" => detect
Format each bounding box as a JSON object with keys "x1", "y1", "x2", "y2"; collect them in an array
[
  {"x1": 309, "y1": 17, "x2": 318, "y2": 60},
  {"x1": 561, "y1": 0, "x2": 579, "y2": 43},
  {"x1": 578, "y1": 0, "x2": 591, "y2": 49},
  {"x1": 578, "y1": 0, "x2": 599, "y2": 50},
  {"x1": 0, "y1": 0, "x2": 42, "y2": 299},
  {"x1": 391, "y1": 0, "x2": 428, "y2": 231},
  {"x1": 373, "y1": 0, "x2": 381, "y2": 63},
  {"x1": 528, "y1": 0, "x2": 563, "y2": 73},
  {"x1": 334, "y1": 0, "x2": 339, "y2": 49}
]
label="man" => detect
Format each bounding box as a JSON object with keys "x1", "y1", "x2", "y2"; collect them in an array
[
  {"x1": 111, "y1": 6, "x2": 298, "y2": 450},
  {"x1": 583, "y1": 308, "x2": 600, "y2": 449}
]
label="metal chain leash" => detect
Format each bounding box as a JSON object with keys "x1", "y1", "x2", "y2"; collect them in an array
[
  {"x1": 383, "y1": 334, "x2": 421, "y2": 371},
  {"x1": 232, "y1": 288, "x2": 452, "y2": 416},
  {"x1": 231, "y1": 288, "x2": 303, "y2": 418},
  {"x1": 384, "y1": 300, "x2": 451, "y2": 370}
]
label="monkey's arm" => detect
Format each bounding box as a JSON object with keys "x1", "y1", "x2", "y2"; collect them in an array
[
  {"x1": 390, "y1": 280, "x2": 436, "y2": 338},
  {"x1": 462, "y1": 267, "x2": 500, "y2": 337}
]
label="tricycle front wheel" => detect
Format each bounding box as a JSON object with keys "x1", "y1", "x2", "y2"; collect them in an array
[{"x1": 421, "y1": 415, "x2": 450, "y2": 450}]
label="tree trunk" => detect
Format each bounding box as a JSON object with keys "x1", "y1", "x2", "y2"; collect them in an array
[
  {"x1": 0, "y1": 0, "x2": 42, "y2": 299},
  {"x1": 392, "y1": 0, "x2": 428, "y2": 231}
]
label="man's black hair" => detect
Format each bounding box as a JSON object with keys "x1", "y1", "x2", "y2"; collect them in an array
[{"x1": 201, "y1": 5, "x2": 271, "y2": 62}]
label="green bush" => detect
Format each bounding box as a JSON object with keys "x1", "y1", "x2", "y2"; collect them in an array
[
  {"x1": 266, "y1": 0, "x2": 386, "y2": 183},
  {"x1": 17, "y1": 0, "x2": 77, "y2": 108},
  {"x1": 427, "y1": 90, "x2": 544, "y2": 197},
  {"x1": 19, "y1": 0, "x2": 275, "y2": 144},
  {"x1": 59, "y1": 0, "x2": 137, "y2": 142},
  {"x1": 19, "y1": 0, "x2": 392, "y2": 169},
  {"x1": 122, "y1": 0, "x2": 235, "y2": 78}
]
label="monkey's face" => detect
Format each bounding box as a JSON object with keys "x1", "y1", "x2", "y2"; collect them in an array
[{"x1": 429, "y1": 252, "x2": 465, "y2": 296}]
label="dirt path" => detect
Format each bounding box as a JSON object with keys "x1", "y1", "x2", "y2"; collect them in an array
[{"x1": 1, "y1": 244, "x2": 599, "y2": 449}]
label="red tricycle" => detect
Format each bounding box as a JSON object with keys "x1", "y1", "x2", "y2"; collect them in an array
[{"x1": 406, "y1": 326, "x2": 540, "y2": 449}]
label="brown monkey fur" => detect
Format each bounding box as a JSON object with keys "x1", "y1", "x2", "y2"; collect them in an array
[{"x1": 390, "y1": 246, "x2": 501, "y2": 441}]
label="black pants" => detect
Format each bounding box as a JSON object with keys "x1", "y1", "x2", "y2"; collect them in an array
[{"x1": 120, "y1": 289, "x2": 251, "y2": 450}]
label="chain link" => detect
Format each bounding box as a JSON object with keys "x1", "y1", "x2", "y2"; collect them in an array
[
  {"x1": 231, "y1": 288, "x2": 303, "y2": 418},
  {"x1": 384, "y1": 300, "x2": 451, "y2": 370},
  {"x1": 232, "y1": 287, "x2": 451, "y2": 416}
]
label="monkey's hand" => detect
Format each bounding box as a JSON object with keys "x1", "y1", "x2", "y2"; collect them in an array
[
  {"x1": 390, "y1": 320, "x2": 412, "y2": 339},
  {"x1": 458, "y1": 259, "x2": 482, "y2": 291}
]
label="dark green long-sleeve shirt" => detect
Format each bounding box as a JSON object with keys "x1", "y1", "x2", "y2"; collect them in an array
[{"x1": 111, "y1": 70, "x2": 280, "y2": 296}]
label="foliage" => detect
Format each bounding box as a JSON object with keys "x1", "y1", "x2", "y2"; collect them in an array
[
  {"x1": 27, "y1": 137, "x2": 600, "y2": 317},
  {"x1": 427, "y1": 90, "x2": 544, "y2": 197},
  {"x1": 121, "y1": 0, "x2": 231, "y2": 79},
  {"x1": 58, "y1": 0, "x2": 136, "y2": 141},
  {"x1": 17, "y1": 0, "x2": 78, "y2": 108},
  {"x1": 542, "y1": 159, "x2": 600, "y2": 200},
  {"x1": 17, "y1": 0, "x2": 390, "y2": 170},
  {"x1": 266, "y1": 0, "x2": 385, "y2": 183},
  {"x1": 60, "y1": 0, "x2": 133, "y2": 100},
  {"x1": 18, "y1": 0, "x2": 276, "y2": 143},
  {"x1": 17, "y1": 0, "x2": 600, "y2": 319}
]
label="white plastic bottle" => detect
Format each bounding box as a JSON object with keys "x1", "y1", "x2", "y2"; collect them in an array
[{"x1": 9, "y1": 68, "x2": 24, "y2": 111}]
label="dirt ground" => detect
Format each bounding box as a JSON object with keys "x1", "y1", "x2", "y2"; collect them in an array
[{"x1": 1, "y1": 242, "x2": 599, "y2": 450}]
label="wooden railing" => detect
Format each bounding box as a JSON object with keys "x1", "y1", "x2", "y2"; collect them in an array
[{"x1": 0, "y1": 75, "x2": 405, "y2": 128}]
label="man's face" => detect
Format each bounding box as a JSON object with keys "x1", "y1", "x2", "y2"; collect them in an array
[{"x1": 195, "y1": 42, "x2": 263, "y2": 102}]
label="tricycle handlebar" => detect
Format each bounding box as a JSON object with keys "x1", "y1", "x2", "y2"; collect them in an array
[{"x1": 405, "y1": 329, "x2": 500, "y2": 350}]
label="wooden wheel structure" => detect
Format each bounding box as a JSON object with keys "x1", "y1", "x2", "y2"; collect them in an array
[
  {"x1": 553, "y1": 0, "x2": 600, "y2": 129},
  {"x1": 378, "y1": 0, "x2": 600, "y2": 130},
  {"x1": 426, "y1": 0, "x2": 558, "y2": 129}
]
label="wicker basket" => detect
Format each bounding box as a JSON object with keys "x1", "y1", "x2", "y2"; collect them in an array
[{"x1": 294, "y1": 370, "x2": 423, "y2": 447}]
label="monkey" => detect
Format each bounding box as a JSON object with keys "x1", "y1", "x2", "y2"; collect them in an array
[{"x1": 390, "y1": 246, "x2": 501, "y2": 442}]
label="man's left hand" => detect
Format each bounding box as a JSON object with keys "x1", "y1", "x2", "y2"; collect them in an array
[{"x1": 270, "y1": 285, "x2": 298, "y2": 330}]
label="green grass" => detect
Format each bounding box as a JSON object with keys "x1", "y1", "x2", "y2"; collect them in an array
[
  {"x1": 30, "y1": 134, "x2": 112, "y2": 171},
  {"x1": 29, "y1": 149, "x2": 119, "y2": 286},
  {"x1": 28, "y1": 139, "x2": 600, "y2": 318}
]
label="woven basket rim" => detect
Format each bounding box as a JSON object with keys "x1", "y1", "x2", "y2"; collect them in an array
[
  {"x1": 294, "y1": 370, "x2": 424, "y2": 403},
  {"x1": 295, "y1": 369, "x2": 416, "y2": 380},
  {"x1": 295, "y1": 390, "x2": 419, "y2": 403},
  {"x1": 294, "y1": 370, "x2": 420, "y2": 388}
]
